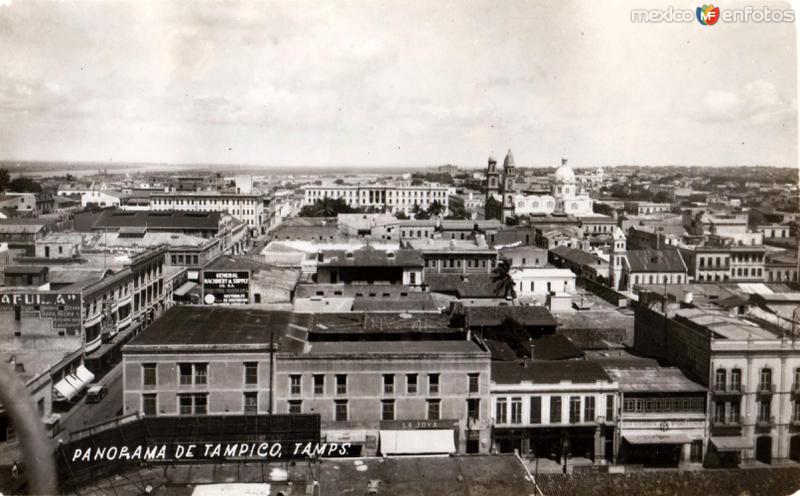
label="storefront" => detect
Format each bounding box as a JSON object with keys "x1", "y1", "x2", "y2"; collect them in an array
[
  {"x1": 53, "y1": 365, "x2": 95, "y2": 407},
  {"x1": 709, "y1": 436, "x2": 750, "y2": 467},
  {"x1": 378, "y1": 419, "x2": 458, "y2": 456}
]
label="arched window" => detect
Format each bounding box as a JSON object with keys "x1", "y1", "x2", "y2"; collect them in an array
[{"x1": 715, "y1": 368, "x2": 726, "y2": 390}]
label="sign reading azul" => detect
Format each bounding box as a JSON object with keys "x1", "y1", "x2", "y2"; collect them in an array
[
  {"x1": 0, "y1": 292, "x2": 81, "y2": 334},
  {"x1": 202, "y1": 271, "x2": 250, "y2": 305}
]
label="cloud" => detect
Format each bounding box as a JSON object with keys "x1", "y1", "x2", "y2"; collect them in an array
[{"x1": 698, "y1": 80, "x2": 795, "y2": 126}]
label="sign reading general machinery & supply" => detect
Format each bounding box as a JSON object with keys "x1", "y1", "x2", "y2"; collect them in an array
[{"x1": 202, "y1": 271, "x2": 250, "y2": 305}]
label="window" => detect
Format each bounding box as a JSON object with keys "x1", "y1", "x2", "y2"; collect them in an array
[
  {"x1": 194, "y1": 364, "x2": 207, "y2": 385},
  {"x1": 426, "y1": 374, "x2": 441, "y2": 395},
  {"x1": 550, "y1": 397, "x2": 562, "y2": 424},
  {"x1": 313, "y1": 374, "x2": 325, "y2": 395},
  {"x1": 530, "y1": 396, "x2": 542, "y2": 424},
  {"x1": 713, "y1": 402, "x2": 725, "y2": 423},
  {"x1": 496, "y1": 398, "x2": 508, "y2": 424},
  {"x1": 569, "y1": 397, "x2": 581, "y2": 424},
  {"x1": 730, "y1": 369, "x2": 742, "y2": 391},
  {"x1": 288, "y1": 400, "x2": 302, "y2": 414},
  {"x1": 382, "y1": 400, "x2": 395, "y2": 421},
  {"x1": 334, "y1": 400, "x2": 348, "y2": 421},
  {"x1": 468, "y1": 373, "x2": 479, "y2": 393},
  {"x1": 336, "y1": 375, "x2": 347, "y2": 395},
  {"x1": 794, "y1": 401, "x2": 800, "y2": 422},
  {"x1": 760, "y1": 368, "x2": 773, "y2": 391},
  {"x1": 179, "y1": 364, "x2": 192, "y2": 385},
  {"x1": 729, "y1": 401, "x2": 741, "y2": 423},
  {"x1": 179, "y1": 394, "x2": 207, "y2": 415},
  {"x1": 143, "y1": 364, "x2": 157, "y2": 387},
  {"x1": 715, "y1": 368, "x2": 726, "y2": 391},
  {"x1": 510, "y1": 397, "x2": 522, "y2": 424},
  {"x1": 244, "y1": 392, "x2": 258, "y2": 414},
  {"x1": 290, "y1": 375, "x2": 302, "y2": 395},
  {"x1": 383, "y1": 374, "x2": 395, "y2": 394},
  {"x1": 407, "y1": 374, "x2": 418, "y2": 395},
  {"x1": 142, "y1": 394, "x2": 157, "y2": 416},
  {"x1": 244, "y1": 362, "x2": 258, "y2": 385},
  {"x1": 584, "y1": 396, "x2": 595, "y2": 422},
  {"x1": 467, "y1": 398, "x2": 480, "y2": 422},
  {"x1": 758, "y1": 400, "x2": 771, "y2": 422},
  {"x1": 606, "y1": 395, "x2": 614, "y2": 421},
  {"x1": 428, "y1": 399, "x2": 441, "y2": 421}
]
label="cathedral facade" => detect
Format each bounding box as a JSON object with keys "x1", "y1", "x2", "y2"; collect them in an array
[{"x1": 484, "y1": 151, "x2": 594, "y2": 222}]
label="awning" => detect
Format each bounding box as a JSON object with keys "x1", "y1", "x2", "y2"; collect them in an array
[
  {"x1": 75, "y1": 365, "x2": 95, "y2": 386},
  {"x1": 64, "y1": 374, "x2": 86, "y2": 393},
  {"x1": 623, "y1": 433, "x2": 691, "y2": 445},
  {"x1": 42, "y1": 413, "x2": 61, "y2": 427},
  {"x1": 324, "y1": 429, "x2": 368, "y2": 444},
  {"x1": 711, "y1": 437, "x2": 751, "y2": 451},
  {"x1": 53, "y1": 377, "x2": 79, "y2": 401},
  {"x1": 379, "y1": 429, "x2": 455, "y2": 455},
  {"x1": 173, "y1": 281, "x2": 197, "y2": 297}
]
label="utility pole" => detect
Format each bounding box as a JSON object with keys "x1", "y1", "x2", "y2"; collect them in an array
[{"x1": 269, "y1": 331, "x2": 275, "y2": 415}]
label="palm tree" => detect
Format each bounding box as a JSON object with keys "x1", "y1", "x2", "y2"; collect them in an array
[
  {"x1": 427, "y1": 200, "x2": 445, "y2": 218},
  {"x1": 492, "y1": 257, "x2": 516, "y2": 300}
]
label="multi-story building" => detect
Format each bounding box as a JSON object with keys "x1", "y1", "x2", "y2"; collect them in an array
[
  {"x1": 624, "y1": 248, "x2": 688, "y2": 288},
  {"x1": 491, "y1": 360, "x2": 619, "y2": 463},
  {"x1": 301, "y1": 182, "x2": 450, "y2": 216},
  {"x1": 150, "y1": 192, "x2": 264, "y2": 236},
  {"x1": 0, "y1": 288, "x2": 86, "y2": 464},
  {"x1": 403, "y1": 238, "x2": 498, "y2": 275},
  {"x1": 315, "y1": 247, "x2": 423, "y2": 286},
  {"x1": 678, "y1": 240, "x2": 766, "y2": 283},
  {"x1": 623, "y1": 202, "x2": 672, "y2": 216},
  {"x1": 634, "y1": 304, "x2": 800, "y2": 465},
  {"x1": 122, "y1": 306, "x2": 492, "y2": 456},
  {"x1": 603, "y1": 366, "x2": 707, "y2": 467}
]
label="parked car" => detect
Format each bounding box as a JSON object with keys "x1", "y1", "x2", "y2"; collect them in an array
[{"x1": 85, "y1": 384, "x2": 108, "y2": 404}]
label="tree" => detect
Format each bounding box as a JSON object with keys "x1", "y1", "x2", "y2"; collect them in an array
[
  {"x1": 492, "y1": 257, "x2": 516, "y2": 300},
  {"x1": 298, "y1": 196, "x2": 356, "y2": 217},
  {"x1": 0, "y1": 168, "x2": 9, "y2": 192},
  {"x1": 334, "y1": 178, "x2": 344, "y2": 185},
  {"x1": 412, "y1": 203, "x2": 429, "y2": 220},
  {"x1": 427, "y1": 200, "x2": 445, "y2": 217},
  {"x1": 395, "y1": 211, "x2": 409, "y2": 220},
  {"x1": 9, "y1": 177, "x2": 41, "y2": 193},
  {"x1": 446, "y1": 201, "x2": 469, "y2": 220}
]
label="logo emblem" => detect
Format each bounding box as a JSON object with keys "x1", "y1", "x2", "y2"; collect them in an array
[{"x1": 697, "y1": 4, "x2": 720, "y2": 25}]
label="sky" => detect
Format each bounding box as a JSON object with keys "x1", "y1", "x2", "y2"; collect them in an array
[{"x1": 0, "y1": 0, "x2": 797, "y2": 169}]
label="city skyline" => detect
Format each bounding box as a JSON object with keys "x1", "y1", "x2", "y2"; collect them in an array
[{"x1": 0, "y1": 0, "x2": 797, "y2": 168}]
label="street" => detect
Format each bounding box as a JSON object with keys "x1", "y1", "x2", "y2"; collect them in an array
[{"x1": 60, "y1": 364, "x2": 123, "y2": 436}]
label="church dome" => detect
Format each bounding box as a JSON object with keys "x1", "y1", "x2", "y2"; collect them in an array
[
  {"x1": 503, "y1": 149, "x2": 515, "y2": 168},
  {"x1": 553, "y1": 156, "x2": 575, "y2": 184}
]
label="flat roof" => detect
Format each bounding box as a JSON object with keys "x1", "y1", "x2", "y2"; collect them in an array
[
  {"x1": 674, "y1": 308, "x2": 776, "y2": 340},
  {"x1": 125, "y1": 306, "x2": 310, "y2": 352},
  {"x1": 603, "y1": 366, "x2": 706, "y2": 393},
  {"x1": 307, "y1": 340, "x2": 483, "y2": 355}
]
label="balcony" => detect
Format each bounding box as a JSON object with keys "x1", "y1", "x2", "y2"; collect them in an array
[
  {"x1": 711, "y1": 416, "x2": 743, "y2": 436},
  {"x1": 756, "y1": 416, "x2": 776, "y2": 431},
  {"x1": 712, "y1": 384, "x2": 744, "y2": 397},
  {"x1": 756, "y1": 384, "x2": 776, "y2": 396},
  {"x1": 792, "y1": 384, "x2": 800, "y2": 397}
]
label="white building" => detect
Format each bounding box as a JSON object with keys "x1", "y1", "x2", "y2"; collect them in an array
[
  {"x1": 150, "y1": 192, "x2": 264, "y2": 235},
  {"x1": 301, "y1": 182, "x2": 450, "y2": 215}
]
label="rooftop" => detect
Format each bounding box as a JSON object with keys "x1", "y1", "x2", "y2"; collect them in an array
[
  {"x1": 492, "y1": 360, "x2": 613, "y2": 385},
  {"x1": 318, "y1": 246, "x2": 423, "y2": 267},
  {"x1": 625, "y1": 248, "x2": 687, "y2": 273},
  {"x1": 463, "y1": 305, "x2": 558, "y2": 327},
  {"x1": 125, "y1": 306, "x2": 310, "y2": 352},
  {"x1": 603, "y1": 366, "x2": 707, "y2": 393},
  {"x1": 307, "y1": 340, "x2": 483, "y2": 355}
]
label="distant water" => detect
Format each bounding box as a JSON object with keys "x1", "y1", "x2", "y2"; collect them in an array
[{"x1": 0, "y1": 161, "x2": 445, "y2": 178}]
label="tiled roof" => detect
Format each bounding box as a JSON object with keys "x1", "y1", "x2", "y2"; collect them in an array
[
  {"x1": 86, "y1": 209, "x2": 222, "y2": 231},
  {"x1": 425, "y1": 273, "x2": 504, "y2": 298},
  {"x1": 492, "y1": 360, "x2": 612, "y2": 385},
  {"x1": 625, "y1": 248, "x2": 687, "y2": 273},
  {"x1": 550, "y1": 245, "x2": 604, "y2": 266},
  {"x1": 318, "y1": 246, "x2": 423, "y2": 267},
  {"x1": 464, "y1": 305, "x2": 558, "y2": 327}
]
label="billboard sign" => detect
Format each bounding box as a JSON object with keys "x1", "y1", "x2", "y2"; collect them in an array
[
  {"x1": 0, "y1": 292, "x2": 82, "y2": 335},
  {"x1": 202, "y1": 271, "x2": 250, "y2": 305}
]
